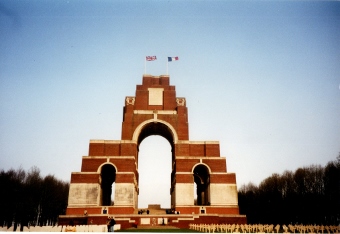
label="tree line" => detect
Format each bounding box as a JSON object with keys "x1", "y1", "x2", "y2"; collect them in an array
[
  {"x1": 238, "y1": 155, "x2": 340, "y2": 225},
  {"x1": 1, "y1": 156, "x2": 339, "y2": 229},
  {"x1": 0, "y1": 166, "x2": 69, "y2": 231}
]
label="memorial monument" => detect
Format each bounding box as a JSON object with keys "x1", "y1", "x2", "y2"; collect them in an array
[{"x1": 59, "y1": 74, "x2": 246, "y2": 228}]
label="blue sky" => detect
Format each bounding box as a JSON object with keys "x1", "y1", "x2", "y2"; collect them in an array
[{"x1": 1, "y1": 0, "x2": 339, "y2": 208}]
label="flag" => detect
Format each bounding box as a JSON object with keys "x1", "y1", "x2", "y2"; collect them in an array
[
  {"x1": 168, "y1": 57, "x2": 179, "y2": 62},
  {"x1": 146, "y1": 56, "x2": 157, "y2": 61}
]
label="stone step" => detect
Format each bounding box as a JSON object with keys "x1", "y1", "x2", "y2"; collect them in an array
[{"x1": 133, "y1": 208, "x2": 169, "y2": 215}]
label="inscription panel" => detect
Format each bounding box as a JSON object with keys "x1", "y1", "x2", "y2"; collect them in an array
[
  {"x1": 114, "y1": 183, "x2": 135, "y2": 206},
  {"x1": 148, "y1": 88, "x2": 164, "y2": 105},
  {"x1": 68, "y1": 183, "x2": 99, "y2": 205},
  {"x1": 175, "y1": 183, "x2": 194, "y2": 206},
  {"x1": 210, "y1": 184, "x2": 238, "y2": 205}
]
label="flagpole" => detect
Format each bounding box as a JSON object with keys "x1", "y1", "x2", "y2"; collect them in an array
[
  {"x1": 166, "y1": 59, "x2": 168, "y2": 75},
  {"x1": 144, "y1": 58, "x2": 146, "y2": 74}
]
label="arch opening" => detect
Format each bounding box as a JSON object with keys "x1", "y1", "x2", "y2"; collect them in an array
[
  {"x1": 193, "y1": 164, "x2": 210, "y2": 206},
  {"x1": 100, "y1": 164, "x2": 116, "y2": 206},
  {"x1": 137, "y1": 122, "x2": 175, "y2": 209},
  {"x1": 137, "y1": 121, "x2": 175, "y2": 149},
  {"x1": 138, "y1": 136, "x2": 172, "y2": 208}
]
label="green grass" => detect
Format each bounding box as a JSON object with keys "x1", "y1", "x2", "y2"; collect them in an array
[{"x1": 117, "y1": 228, "x2": 199, "y2": 232}]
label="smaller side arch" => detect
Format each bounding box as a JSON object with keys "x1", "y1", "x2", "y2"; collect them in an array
[
  {"x1": 97, "y1": 162, "x2": 118, "y2": 173},
  {"x1": 99, "y1": 164, "x2": 117, "y2": 206},
  {"x1": 192, "y1": 164, "x2": 211, "y2": 206},
  {"x1": 191, "y1": 163, "x2": 212, "y2": 174}
]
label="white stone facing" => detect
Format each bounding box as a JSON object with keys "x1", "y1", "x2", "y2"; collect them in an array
[
  {"x1": 210, "y1": 184, "x2": 238, "y2": 205},
  {"x1": 89, "y1": 139, "x2": 135, "y2": 144},
  {"x1": 176, "y1": 140, "x2": 220, "y2": 144},
  {"x1": 134, "y1": 110, "x2": 154, "y2": 114},
  {"x1": 133, "y1": 110, "x2": 177, "y2": 115},
  {"x1": 68, "y1": 183, "x2": 99, "y2": 206},
  {"x1": 175, "y1": 183, "x2": 194, "y2": 206},
  {"x1": 157, "y1": 110, "x2": 177, "y2": 115},
  {"x1": 140, "y1": 218, "x2": 150, "y2": 225},
  {"x1": 148, "y1": 88, "x2": 164, "y2": 105},
  {"x1": 114, "y1": 183, "x2": 136, "y2": 206}
]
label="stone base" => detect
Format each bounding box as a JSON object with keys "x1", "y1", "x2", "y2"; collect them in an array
[
  {"x1": 148, "y1": 204, "x2": 161, "y2": 209},
  {"x1": 58, "y1": 213, "x2": 247, "y2": 229}
]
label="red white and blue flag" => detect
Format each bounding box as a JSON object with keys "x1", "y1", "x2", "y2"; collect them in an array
[
  {"x1": 146, "y1": 56, "x2": 157, "y2": 61},
  {"x1": 168, "y1": 57, "x2": 179, "y2": 62}
]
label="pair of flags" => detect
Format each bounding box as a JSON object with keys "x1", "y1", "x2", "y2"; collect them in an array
[{"x1": 146, "y1": 56, "x2": 179, "y2": 62}]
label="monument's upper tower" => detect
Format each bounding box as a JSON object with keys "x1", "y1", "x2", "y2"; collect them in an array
[{"x1": 121, "y1": 74, "x2": 189, "y2": 141}]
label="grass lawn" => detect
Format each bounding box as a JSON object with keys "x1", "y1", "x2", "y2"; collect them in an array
[{"x1": 116, "y1": 228, "x2": 199, "y2": 232}]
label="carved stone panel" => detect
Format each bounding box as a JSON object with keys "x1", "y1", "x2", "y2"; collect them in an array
[
  {"x1": 176, "y1": 98, "x2": 185, "y2": 106},
  {"x1": 68, "y1": 183, "x2": 99, "y2": 206},
  {"x1": 210, "y1": 184, "x2": 238, "y2": 205},
  {"x1": 126, "y1": 97, "x2": 135, "y2": 105},
  {"x1": 148, "y1": 88, "x2": 164, "y2": 105},
  {"x1": 175, "y1": 183, "x2": 194, "y2": 206},
  {"x1": 114, "y1": 183, "x2": 135, "y2": 206}
]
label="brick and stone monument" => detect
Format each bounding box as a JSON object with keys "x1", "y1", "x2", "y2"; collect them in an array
[{"x1": 59, "y1": 74, "x2": 246, "y2": 228}]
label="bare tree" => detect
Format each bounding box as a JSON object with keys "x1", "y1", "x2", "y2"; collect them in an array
[
  {"x1": 0, "y1": 167, "x2": 69, "y2": 230},
  {"x1": 238, "y1": 156, "x2": 340, "y2": 225}
]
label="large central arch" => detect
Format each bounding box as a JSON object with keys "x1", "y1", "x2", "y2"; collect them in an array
[
  {"x1": 62, "y1": 74, "x2": 246, "y2": 227},
  {"x1": 137, "y1": 135, "x2": 172, "y2": 208},
  {"x1": 134, "y1": 119, "x2": 177, "y2": 146},
  {"x1": 135, "y1": 120, "x2": 176, "y2": 208}
]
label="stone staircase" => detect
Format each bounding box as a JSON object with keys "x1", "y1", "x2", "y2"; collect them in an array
[{"x1": 134, "y1": 204, "x2": 170, "y2": 215}]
